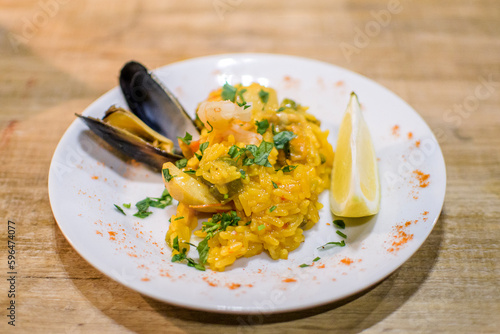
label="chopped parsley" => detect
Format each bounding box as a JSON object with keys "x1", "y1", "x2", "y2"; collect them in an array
[
  {"x1": 188, "y1": 211, "x2": 243, "y2": 266},
  {"x1": 133, "y1": 208, "x2": 152, "y2": 218},
  {"x1": 123, "y1": 203, "x2": 131, "y2": 208},
  {"x1": 195, "y1": 141, "x2": 209, "y2": 161},
  {"x1": 273, "y1": 131, "x2": 297, "y2": 150},
  {"x1": 259, "y1": 89, "x2": 269, "y2": 105},
  {"x1": 317, "y1": 240, "x2": 346, "y2": 249},
  {"x1": 237, "y1": 88, "x2": 247, "y2": 104},
  {"x1": 239, "y1": 169, "x2": 246, "y2": 179},
  {"x1": 300, "y1": 257, "x2": 320, "y2": 268},
  {"x1": 255, "y1": 119, "x2": 269, "y2": 135},
  {"x1": 171, "y1": 236, "x2": 205, "y2": 271},
  {"x1": 229, "y1": 141, "x2": 274, "y2": 167},
  {"x1": 206, "y1": 121, "x2": 214, "y2": 133},
  {"x1": 114, "y1": 204, "x2": 126, "y2": 215},
  {"x1": 178, "y1": 132, "x2": 192, "y2": 145},
  {"x1": 258, "y1": 224, "x2": 266, "y2": 231},
  {"x1": 202, "y1": 211, "x2": 241, "y2": 235},
  {"x1": 272, "y1": 181, "x2": 278, "y2": 189},
  {"x1": 336, "y1": 230, "x2": 347, "y2": 239},
  {"x1": 221, "y1": 83, "x2": 237, "y2": 102},
  {"x1": 184, "y1": 169, "x2": 196, "y2": 174},
  {"x1": 175, "y1": 158, "x2": 188, "y2": 169},
  {"x1": 253, "y1": 141, "x2": 274, "y2": 167},
  {"x1": 237, "y1": 102, "x2": 251, "y2": 109},
  {"x1": 199, "y1": 141, "x2": 209, "y2": 154},
  {"x1": 245, "y1": 220, "x2": 252, "y2": 226},
  {"x1": 276, "y1": 107, "x2": 286, "y2": 112},
  {"x1": 133, "y1": 189, "x2": 173, "y2": 218},
  {"x1": 196, "y1": 237, "x2": 210, "y2": 265},
  {"x1": 174, "y1": 216, "x2": 184, "y2": 221},
  {"x1": 162, "y1": 168, "x2": 174, "y2": 182},
  {"x1": 333, "y1": 219, "x2": 345, "y2": 229},
  {"x1": 269, "y1": 205, "x2": 277, "y2": 212},
  {"x1": 228, "y1": 145, "x2": 243, "y2": 159},
  {"x1": 280, "y1": 165, "x2": 298, "y2": 173}
]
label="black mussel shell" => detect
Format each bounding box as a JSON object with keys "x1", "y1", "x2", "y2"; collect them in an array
[{"x1": 119, "y1": 61, "x2": 199, "y2": 153}]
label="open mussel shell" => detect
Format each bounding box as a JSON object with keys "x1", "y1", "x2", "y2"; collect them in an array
[
  {"x1": 119, "y1": 61, "x2": 200, "y2": 153},
  {"x1": 76, "y1": 107, "x2": 183, "y2": 170}
]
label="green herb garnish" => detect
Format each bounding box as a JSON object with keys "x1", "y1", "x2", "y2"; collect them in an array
[
  {"x1": 228, "y1": 145, "x2": 242, "y2": 159},
  {"x1": 277, "y1": 107, "x2": 286, "y2": 112},
  {"x1": 134, "y1": 210, "x2": 152, "y2": 218},
  {"x1": 133, "y1": 189, "x2": 173, "y2": 218},
  {"x1": 221, "y1": 83, "x2": 237, "y2": 102},
  {"x1": 259, "y1": 89, "x2": 269, "y2": 105},
  {"x1": 273, "y1": 131, "x2": 297, "y2": 150},
  {"x1": 114, "y1": 204, "x2": 126, "y2": 215},
  {"x1": 252, "y1": 141, "x2": 274, "y2": 167},
  {"x1": 197, "y1": 237, "x2": 210, "y2": 265},
  {"x1": 237, "y1": 88, "x2": 247, "y2": 104},
  {"x1": 333, "y1": 219, "x2": 345, "y2": 229},
  {"x1": 184, "y1": 169, "x2": 196, "y2": 175},
  {"x1": 255, "y1": 119, "x2": 269, "y2": 135},
  {"x1": 171, "y1": 236, "x2": 205, "y2": 271},
  {"x1": 178, "y1": 132, "x2": 192, "y2": 145},
  {"x1": 175, "y1": 158, "x2": 188, "y2": 169},
  {"x1": 280, "y1": 165, "x2": 297, "y2": 173},
  {"x1": 269, "y1": 205, "x2": 277, "y2": 212},
  {"x1": 206, "y1": 120, "x2": 214, "y2": 133},
  {"x1": 336, "y1": 230, "x2": 347, "y2": 239},
  {"x1": 272, "y1": 181, "x2": 278, "y2": 189},
  {"x1": 199, "y1": 141, "x2": 209, "y2": 154},
  {"x1": 258, "y1": 224, "x2": 266, "y2": 231},
  {"x1": 162, "y1": 168, "x2": 174, "y2": 182},
  {"x1": 299, "y1": 264, "x2": 310, "y2": 268},
  {"x1": 123, "y1": 203, "x2": 131, "y2": 209},
  {"x1": 313, "y1": 257, "x2": 321, "y2": 262},
  {"x1": 202, "y1": 211, "x2": 241, "y2": 235},
  {"x1": 239, "y1": 169, "x2": 246, "y2": 179},
  {"x1": 228, "y1": 142, "x2": 273, "y2": 167},
  {"x1": 174, "y1": 216, "x2": 184, "y2": 221},
  {"x1": 317, "y1": 240, "x2": 346, "y2": 249}
]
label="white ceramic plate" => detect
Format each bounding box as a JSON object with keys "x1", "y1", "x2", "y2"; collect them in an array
[{"x1": 49, "y1": 53, "x2": 446, "y2": 314}]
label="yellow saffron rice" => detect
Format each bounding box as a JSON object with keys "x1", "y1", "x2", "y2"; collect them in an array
[{"x1": 163, "y1": 83, "x2": 334, "y2": 271}]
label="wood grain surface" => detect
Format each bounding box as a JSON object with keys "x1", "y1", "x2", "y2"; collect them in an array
[{"x1": 1, "y1": 0, "x2": 499, "y2": 333}]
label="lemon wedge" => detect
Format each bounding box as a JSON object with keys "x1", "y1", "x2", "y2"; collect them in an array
[{"x1": 330, "y1": 92, "x2": 380, "y2": 217}]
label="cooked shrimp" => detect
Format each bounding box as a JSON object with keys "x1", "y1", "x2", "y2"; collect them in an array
[
  {"x1": 197, "y1": 101, "x2": 252, "y2": 129},
  {"x1": 220, "y1": 123, "x2": 262, "y2": 145}
]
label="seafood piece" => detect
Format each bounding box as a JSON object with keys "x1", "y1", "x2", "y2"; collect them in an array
[
  {"x1": 78, "y1": 61, "x2": 202, "y2": 168},
  {"x1": 119, "y1": 61, "x2": 199, "y2": 153},
  {"x1": 77, "y1": 107, "x2": 182, "y2": 170},
  {"x1": 197, "y1": 100, "x2": 261, "y2": 145},
  {"x1": 162, "y1": 162, "x2": 220, "y2": 206},
  {"x1": 197, "y1": 100, "x2": 251, "y2": 128}
]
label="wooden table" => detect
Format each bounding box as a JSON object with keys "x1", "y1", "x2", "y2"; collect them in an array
[{"x1": 1, "y1": 0, "x2": 499, "y2": 332}]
